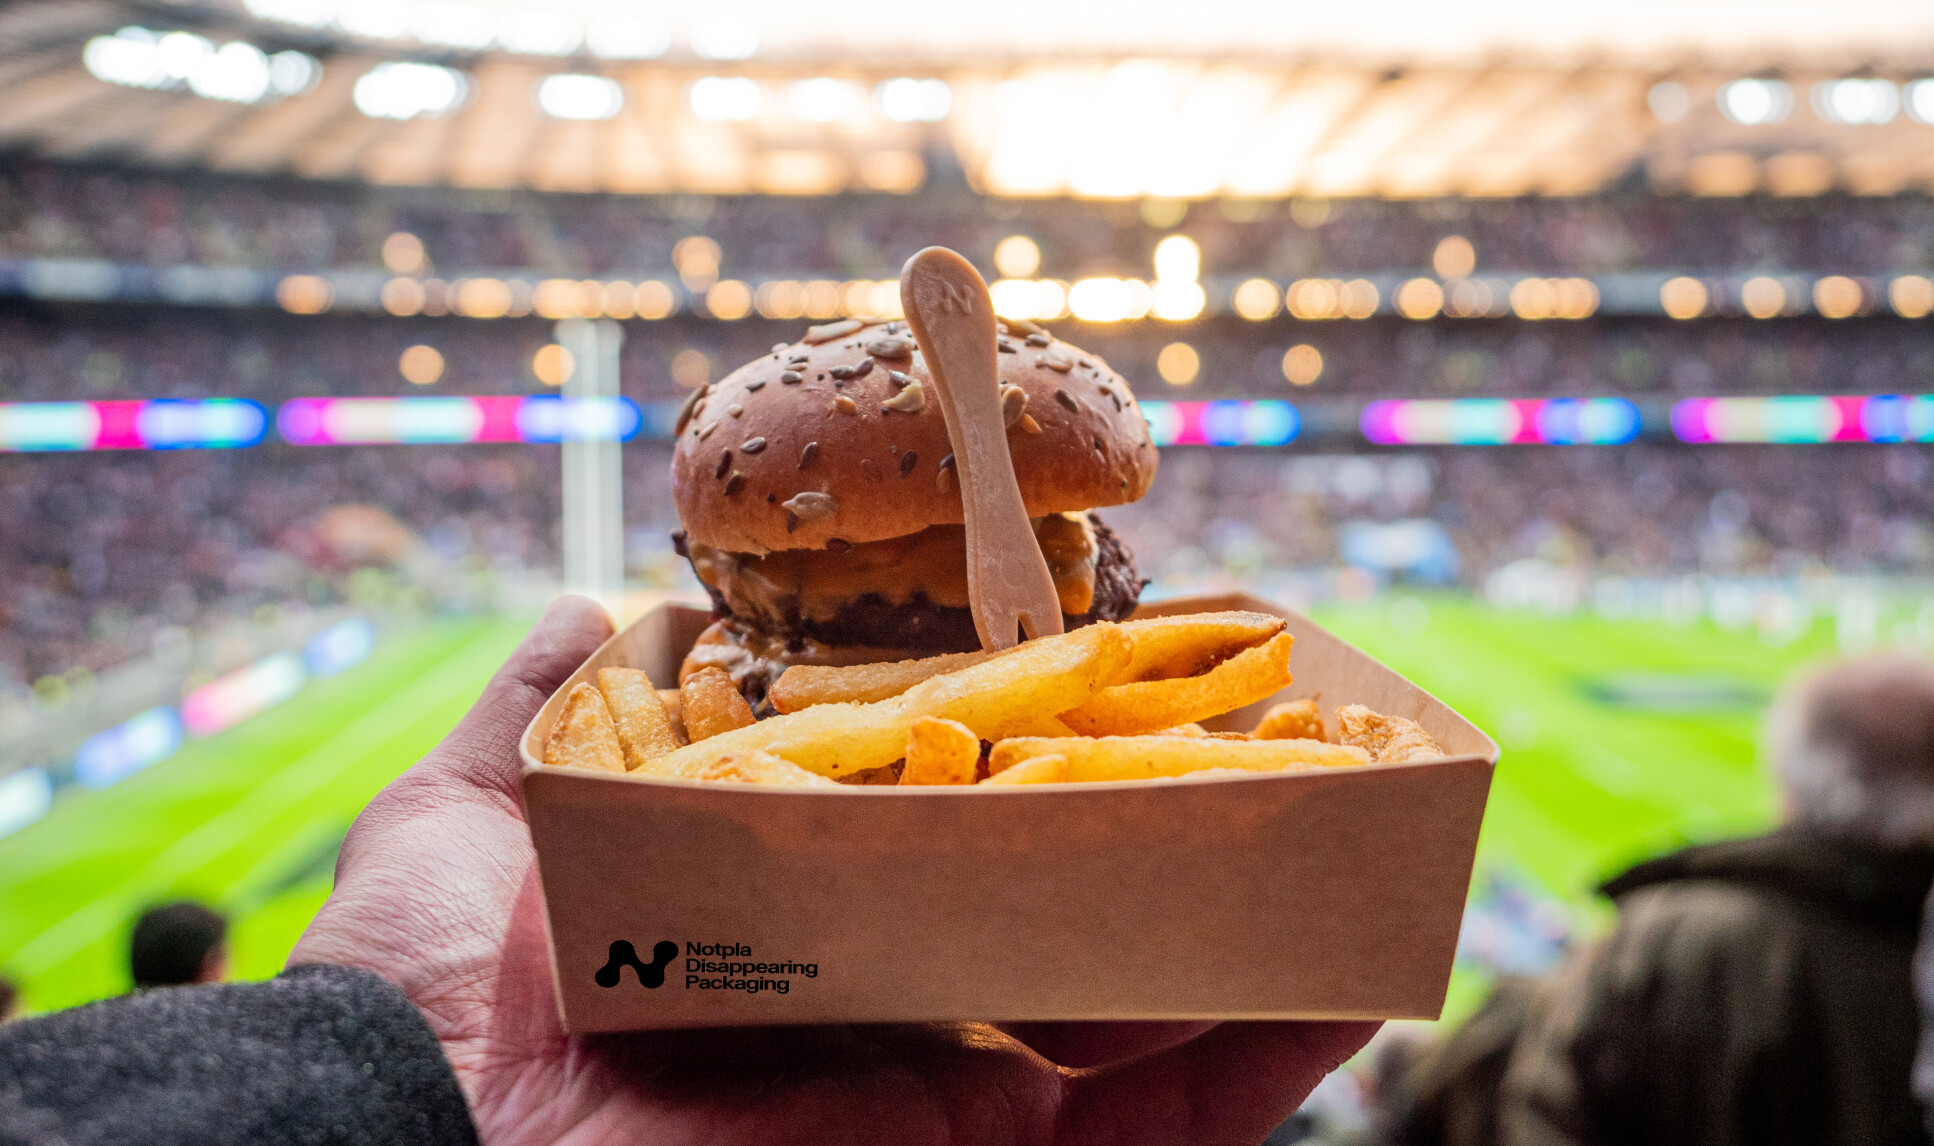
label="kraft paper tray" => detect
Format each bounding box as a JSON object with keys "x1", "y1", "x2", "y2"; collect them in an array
[{"x1": 518, "y1": 593, "x2": 1498, "y2": 1033}]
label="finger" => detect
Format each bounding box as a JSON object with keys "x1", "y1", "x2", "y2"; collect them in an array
[
  {"x1": 1000, "y1": 1021, "x2": 1214, "y2": 1068},
  {"x1": 1058, "y1": 1020, "x2": 1379, "y2": 1146},
  {"x1": 428, "y1": 595, "x2": 614, "y2": 795}
]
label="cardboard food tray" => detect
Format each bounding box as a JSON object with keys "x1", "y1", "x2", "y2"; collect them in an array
[{"x1": 518, "y1": 593, "x2": 1498, "y2": 1033}]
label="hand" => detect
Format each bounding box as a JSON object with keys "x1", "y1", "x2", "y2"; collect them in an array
[{"x1": 291, "y1": 598, "x2": 1377, "y2": 1146}]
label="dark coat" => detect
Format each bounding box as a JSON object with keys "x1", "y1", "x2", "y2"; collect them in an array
[
  {"x1": 1383, "y1": 975, "x2": 1542, "y2": 1146},
  {"x1": 0, "y1": 964, "x2": 476, "y2": 1145},
  {"x1": 1501, "y1": 829, "x2": 1934, "y2": 1146}
]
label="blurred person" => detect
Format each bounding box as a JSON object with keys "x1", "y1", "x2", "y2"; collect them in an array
[
  {"x1": 130, "y1": 902, "x2": 228, "y2": 990},
  {"x1": 0, "y1": 599, "x2": 1376, "y2": 1146},
  {"x1": 1377, "y1": 977, "x2": 1543, "y2": 1146},
  {"x1": 1501, "y1": 654, "x2": 1934, "y2": 1146}
]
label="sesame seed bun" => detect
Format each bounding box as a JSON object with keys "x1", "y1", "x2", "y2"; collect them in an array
[{"x1": 669, "y1": 318, "x2": 1159, "y2": 554}]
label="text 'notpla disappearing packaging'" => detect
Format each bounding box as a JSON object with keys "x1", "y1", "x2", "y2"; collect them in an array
[{"x1": 518, "y1": 593, "x2": 1498, "y2": 1033}]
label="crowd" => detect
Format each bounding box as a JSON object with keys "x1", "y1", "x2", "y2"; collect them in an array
[
  {"x1": 5, "y1": 305, "x2": 1931, "y2": 408},
  {"x1": 0, "y1": 445, "x2": 607, "y2": 694},
  {"x1": 6, "y1": 436, "x2": 1932, "y2": 706},
  {"x1": 9, "y1": 159, "x2": 1934, "y2": 279}
]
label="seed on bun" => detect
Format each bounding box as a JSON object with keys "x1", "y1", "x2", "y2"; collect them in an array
[{"x1": 669, "y1": 318, "x2": 1157, "y2": 555}]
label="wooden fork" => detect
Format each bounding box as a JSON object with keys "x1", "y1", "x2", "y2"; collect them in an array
[{"x1": 899, "y1": 246, "x2": 1064, "y2": 650}]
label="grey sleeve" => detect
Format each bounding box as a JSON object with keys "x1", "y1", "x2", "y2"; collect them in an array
[{"x1": 0, "y1": 963, "x2": 478, "y2": 1146}]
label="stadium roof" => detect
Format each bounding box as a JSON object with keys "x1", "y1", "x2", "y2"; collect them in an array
[{"x1": 6, "y1": 0, "x2": 1934, "y2": 197}]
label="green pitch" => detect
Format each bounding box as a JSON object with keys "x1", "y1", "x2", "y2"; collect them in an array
[
  {"x1": 0, "y1": 617, "x2": 533, "y2": 1013},
  {"x1": 0, "y1": 598, "x2": 1822, "y2": 1015}
]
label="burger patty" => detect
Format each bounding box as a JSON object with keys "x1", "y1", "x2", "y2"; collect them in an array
[{"x1": 686, "y1": 513, "x2": 1147, "y2": 654}]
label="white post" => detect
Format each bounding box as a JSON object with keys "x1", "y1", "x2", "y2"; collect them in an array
[{"x1": 558, "y1": 317, "x2": 625, "y2": 620}]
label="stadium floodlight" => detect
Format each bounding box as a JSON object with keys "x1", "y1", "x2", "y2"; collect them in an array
[
  {"x1": 267, "y1": 51, "x2": 320, "y2": 96},
  {"x1": 1716, "y1": 78, "x2": 1792, "y2": 125},
  {"x1": 1068, "y1": 278, "x2": 1140, "y2": 323},
  {"x1": 245, "y1": 0, "x2": 335, "y2": 29},
  {"x1": 1150, "y1": 280, "x2": 1206, "y2": 321},
  {"x1": 690, "y1": 17, "x2": 758, "y2": 60},
  {"x1": 587, "y1": 16, "x2": 669, "y2": 59},
  {"x1": 1647, "y1": 80, "x2": 1691, "y2": 123},
  {"x1": 410, "y1": 3, "x2": 496, "y2": 50},
  {"x1": 538, "y1": 74, "x2": 624, "y2": 120},
  {"x1": 1906, "y1": 80, "x2": 1934, "y2": 124},
  {"x1": 788, "y1": 78, "x2": 858, "y2": 122},
  {"x1": 875, "y1": 78, "x2": 952, "y2": 123},
  {"x1": 688, "y1": 76, "x2": 760, "y2": 121},
  {"x1": 155, "y1": 31, "x2": 214, "y2": 83},
  {"x1": 188, "y1": 41, "x2": 272, "y2": 103},
  {"x1": 84, "y1": 27, "x2": 317, "y2": 104},
  {"x1": 353, "y1": 61, "x2": 469, "y2": 119},
  {"x1": 1153, "y1": 235, "x2": 1201, "y2": 282},
  {"x1": 497, "y1": 10, "x2": 582, "y2": 56},
  {"x1": 1813, "y1": 78, "x2": 1899, "y2": 125},
  {"x1": 336, "y1": 0, "x2": 409, "y2": 40},
  {"x1": 83, "y1": 28, "x2": 169, "y2": 89}
]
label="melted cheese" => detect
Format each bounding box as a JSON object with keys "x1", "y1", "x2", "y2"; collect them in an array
[{"x1": 689, "y1": 513, "x2": 1099, "y2": 627}]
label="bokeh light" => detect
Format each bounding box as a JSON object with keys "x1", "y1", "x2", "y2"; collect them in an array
[
  {"x1": 398, "y1": 345, "x2": 444, "y2": 385},
  {"x1": 1282, "y1": 344, "x2": 1323, "y2": 386},
  {"x1": 671, "y1": 348, "x2": 711, "y2": 389},
  {"x1": 994, "y1": 236, "x2": 1041, "y2": 278},
  {"x1": 1156, "y1": 342, "x2": 1200, "y2": 385},
  {"x1": 382, "y1": 232, "x2": 425, "y2": 273},
  {"x1": 532, "y1": 344, "x2": 574, "y2": 387},
  {"x1": 1433, "y1": 236, "x2": 1476, "y2": 279}
]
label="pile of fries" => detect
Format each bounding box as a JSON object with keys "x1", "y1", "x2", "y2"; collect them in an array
[{"x1": 542, "y1": 610, "x2": 1447, "y2": 788}]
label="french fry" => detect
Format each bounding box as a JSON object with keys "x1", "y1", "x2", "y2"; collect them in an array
[
  {"x1": 681, "y1": 667, "x2": 755, "y2": 742},
  {"x1": 990, "y1": 735, "x2": 1368, "y2": 782},
  {"x1": 690, "y1": 751, "x2": 841, "y2": 789},
  {"x1": 1335, "y1": 704, "x2": 1446, "y2": 764},
  {"x1": 770, "y1": 650, "x2": 994, "y2": 712},
  {"x1": 906, "y1": 622, "x2": 1131, "y2": 736},
  {"x1": 639, "y1": 622, "x2": 1130, "y2": 780},
  {"x1": 902, "y1": 716, "x2": 980, "y2": 785},
  {"x1": 1060, "y1": 631, "x2": 1295, "y2": 737},
  {"x1": 981, "y1": 753, "x2": 1067, "y2": 785},
  {"x1": 1158, "y1": 723, "x2": 1209, "y2": 737},
  {"x1": 1254, "y1": 699, "x2": 1325, "y2": 742},
  {"x1": 598, "y1": 668, "x2": 683, "y2": 768},
  {"x1": 1009, "y1": 713, "x2": 1079, "y2": 738},
  {"x1": 1110, "y1": 611, "x2": 1287, "y2": 684},
  {"x1": 543, "y1": 682, "x2": 626, "y2": 773}
]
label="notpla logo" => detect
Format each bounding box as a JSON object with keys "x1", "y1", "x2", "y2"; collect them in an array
[{"x1": 595, "y1": 939, "x2": 678, "y2": 988}]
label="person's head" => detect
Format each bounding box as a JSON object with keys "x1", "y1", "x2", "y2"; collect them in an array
[
  {"x1": 0, "y1": 975, "x2": 18, "y2": 1023},
  {"x1": 1767, "y1": 652, "x2": 1934, "y2": 846},
  {"x1": 130, "y1": 901, "x2": 228, "y2": 990}
]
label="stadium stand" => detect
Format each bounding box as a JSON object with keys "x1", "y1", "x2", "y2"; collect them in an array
[
  {"x1": 6, "y1": 166, "x2": 1934, "y2": 747},
  {"x1": 11, "y1": 159, "x2": 1934, "y2": 277}
]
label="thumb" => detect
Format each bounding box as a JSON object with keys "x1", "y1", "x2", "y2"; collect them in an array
[{"x1": 425, "y1": 595, "x2": 615, "y2": 796}]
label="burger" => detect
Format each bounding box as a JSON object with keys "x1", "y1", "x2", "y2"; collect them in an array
[{"x1": 669, "y1": 316, "x2": 1159, "y2": 708}]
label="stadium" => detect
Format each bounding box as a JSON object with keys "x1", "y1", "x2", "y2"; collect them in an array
[{"x1": 4, "y1": 0, "x2": 1934, "y2": 1137}]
